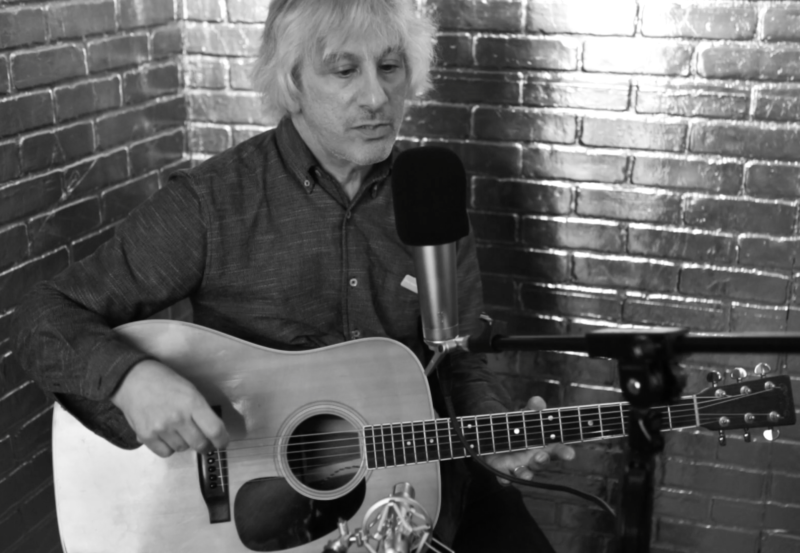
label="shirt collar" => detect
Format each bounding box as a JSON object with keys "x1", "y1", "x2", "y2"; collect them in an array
[{"x1": 276, "y1": 117, "x2": 394, "y2": 199}]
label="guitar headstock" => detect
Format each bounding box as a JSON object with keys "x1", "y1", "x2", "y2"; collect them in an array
[{"x1": 693, "y1": 366, "x2": 795, "y2": 444}]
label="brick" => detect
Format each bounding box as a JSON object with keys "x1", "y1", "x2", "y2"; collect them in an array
[
  {"x1": 11, "y1": 409, "x2": 51, "y2": 462},
  {"x1": 731, "y1": 303, "x2": 787, "y2": 332},
  {"x1": 88, "y1": 35, "x2": 148, "y2": 73},
  {"x1": 582, "y1": 117, "x2": 686, "y2": 152},
  {"x1": 230, "y1": 58, "x2": 255, "y2": 90},
  {"x1": 685, "y1": 197, "x2": 795, "y2": 236},
  {"x1": 771, "y1": 441, "x2": 800, "y2": 473},
  {"x1": 761, "y1": 533, "x2": 800, "y2": 553},
  {"x1": 72, "y1": 226, "x2": 114, "y2": 262},
  {"x1": 524, "y1": 75, "x2": 629, "y2": 111},
  {"x1": 473, "y1": 108, "x2": 576, "y2": 144},
  {"x1": 431, "y1": 70, "x2": 519, "y2": 105},
  {"x1": 764, "y1": 503, "x2": 800, "y2": 533},
  {"x1": 475, "y1": 36, "x2": 579, "y2": 71},
  {"x1": 47, "y1": 0, "x2": 116, "y2": 39},
  {"x1": 188, "y1": 91, "x2": 271, "y2": 125},
  {"x1": 698, "y1": 44, "x2": 800, "y2": 81},
  {"x1": 528, "y1": 0, "x2": 636, "y2": 36},
  {"x1": 0, "y1": 353, "x2": 26, "y2": 399},
  {"x1": 0, "y1": 224, "x2": 27, "y2": 269},
  {"x1": 0, "y1": 56, "x2": 8, "y2": 94},
  {"x1": 189, "y1": 125, "x2": 230, "y2": 154},
  {"x1": 524, "y1": 146, "x2": 627, "y2": 183},
  {"x1": 525, "y1": 350, "x2": 618, "y2": 387},
  {"x1": 680, "y1": 268, "x2": 789, "y2": 304},
  {"x1": 584, "y1": 38, "x2": 693, "y2": 76},
  {"x1": 642, "y1": 2, "x2": 756, "y2": 40},
  {"x1": 0, "y1": 141, "x2": 18, "y2": 183},
  {"x1": 754, "y1": 87, "x2": 800, "y2": 122},
  {"x1": 762, "y1": 4, "x2": 800, "y2": 42},
  {"x1": 96, "y1": 97, "x2": 186, "y2": 150},
  {"x1": 20, "y1": 482, "x2": 55, "y2": 529},
  {"x1": 151, "y1": 25, "x2": 182, "y2": 60},
  {"x1": 690, "y1": 122, "x2": 800, "y2": 162},
  {"x1": 711, "y1": 498, "x2": 764, "y2": 528},
  {"x1": 472, "y1": 178, "x2": 571, "y2": 214},
  {"x1": 227, "y1": 0, "x2": 269, "y2": 22},
  {"x1": 437, "y1": 0, "x2": 523, "y2": 32},
  {"x1": 0, "y1": 450, "x2": 51, "y2": 521},
  {"x1": 476, "y1": 246, "x2": 569, "y2": 281},
  {"x1": 401, "y1": 104, "x2": 470, "y2": 139},
  {"x1": 623, "y1": 298, "x2": 728, "y2": 331},
  {"x1": 470, "y1": 211, "x2": 515, "y2": 243},
  {"x1": 102, "y1": 173, "x2": 160, "y2": 223},
  {"x1": 55, "y1": 76, "x2": 121, "y2": 122},
  {"x1": 520, "y1": 285, "x2": 620, "y2": 320},
  {"x1": 185, "y1": 56, "x2": 226, "y2": 89},
  {"x1": 184, "y1": 22, "x2": 261, "y2": 56},
  {"x1": 664, "y1": 459, "x2": 765, "y2": 500},
  {"x1": 573, "y1": 254, "x2": 678, "y2": 292},
  {"x1": 0, "y1": 511, "x2": 24, "y2": 551},
  {"x1": 20, "y1": 122, "x2": 95, "y2": 174},
  {"x1": 434, "y1": 34, "x2": 473, "y2": 68},
  {"x1": 481, "y1": 275, "x2": 514, "y2": 308},
  {"x1": 739, "y1": 237, "x2": 800, "y2": 269},
  {"x1": 123, "y1": 64, "x2": 180, "y2": 105},
  {"x1": 0, "y1": 7, "x2": 46, "y2": 48},
  {"x1": 657, "y1": 519, "x2": 758, "y2": 552},
  {"x1": 521, "y1": 217, "x2": 623, "y2": 252},
  {"x1": 768, "y1": 473, "x2": 800, "y2": 507},
  {"x1": 232, "y1": 127, "x2": 265, "y2": 146},
  {"x1": 745, "y1": 163, "x2": 800, "y2": 199},
  {"x1": 8, "y1": 514, "x2": 60, "y2": 553},
  {"x1": 119, "y1": 0, "x2": 174, "y2": 29},
  {"x1": 0, "y1": 382, "x2": 48, "y2": 432},
  {"x1": 632, "y1": 156, "x2": 741, "y2": 194},
  {"x1": 185, "y1": 0, "x2": 223, "y2": 21},
  {"x1": 11, "y1": 45, "x2": 86, "y2": 90},
  {"x1": 62, "y1": 150, "x2": 129, "y2": 199},
  {"x1": 0, "y1": 435, "x2": 13, "y2": 475},
  {"x1": 636, "y1": 83, "x2": 749, "y2": 119},
  {"x1": 428, "y1": 140, "x2": 521, "y2": 178},
  {"x1": 577, "y1": 187, "x2": 681, "y2": 224},
  {"x1": 27, "y1": 198, "x2": 102, "y2": 256},
  {"x1": 628, "y1": 226, "x2": 736, "y2": 264},
  {"x1": 653, "y1": 489, "x2": 709, "y2": 522},
  {"x1": 129, "y1": 131, "x2": 184, "y2": 177},
  {"x1": 0, "y1": 172, "x2": 62, "y2": 225}
]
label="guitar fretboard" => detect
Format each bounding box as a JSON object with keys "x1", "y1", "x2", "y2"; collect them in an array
[{"x1": 363, "y1": 399, "x2": 696, "y2": 470}]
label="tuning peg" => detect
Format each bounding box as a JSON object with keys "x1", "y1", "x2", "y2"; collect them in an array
[
  {"x1": 763, "y1": 428, "x2": 780, "y2": 441},
  {"x1": 729, "y1": 367, "x2": 747, "y2": 382},
  {"x1": 706, "y1": 370, "x2": 723, "y2": 387},
  {"x1": 743, "y1": 428, "x2": 751, "y2": 443},
  {"x1": 754, "y1": 363, "x2": 772, "y2": 378},
  {"x1": 718, "y1": 430, "x2": 726, "y2": 446}
]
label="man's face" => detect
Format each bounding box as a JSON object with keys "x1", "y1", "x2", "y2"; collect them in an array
[{"x1": 292, "y1": 39, "x2": 410, "y2": 173}]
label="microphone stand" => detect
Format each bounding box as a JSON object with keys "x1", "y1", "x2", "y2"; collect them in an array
[{"x1": 465, "y1": 316, "x2": 800, "y2": 553}]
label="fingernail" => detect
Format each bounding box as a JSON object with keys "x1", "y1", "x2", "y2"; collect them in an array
[{"x1": 535, "y1": 451, "x2": 548, "y2": 463}]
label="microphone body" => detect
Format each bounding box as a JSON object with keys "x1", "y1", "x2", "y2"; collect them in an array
[{"x1": 413, "y1": 245, "x2": 459, "y2": 344}]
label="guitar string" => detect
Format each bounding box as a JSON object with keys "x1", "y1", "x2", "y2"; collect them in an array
[{"x1": 219, "y1": 389, "x2": 775, "y2": 455}]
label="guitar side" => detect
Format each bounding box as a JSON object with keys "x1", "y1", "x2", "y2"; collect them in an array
[{"x1": 52, "y1": 320, "x2": 441, "y2": 553}]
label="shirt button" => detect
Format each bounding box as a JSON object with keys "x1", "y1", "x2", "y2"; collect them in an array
[
  {"x1": 303, "y1": 180, "x2": 311, "y2": 188},
  {"x1": 351, "y1": 329, "x2": 361, "y2": 339},
  {"x1": 349, "y1": 278, "x2": 358, "y2": 287},
  {"x1": 345, "y1": 211, "x2": 352, "y2": 220}
]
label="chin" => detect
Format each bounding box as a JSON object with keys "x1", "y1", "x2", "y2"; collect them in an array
[{"x1": 349, "y1": 139, "x2": 395, "y2": 166}]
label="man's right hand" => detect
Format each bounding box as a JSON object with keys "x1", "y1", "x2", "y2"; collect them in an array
[{"x1": 110, "y1": 359, "x2": 229, "y2": 458}]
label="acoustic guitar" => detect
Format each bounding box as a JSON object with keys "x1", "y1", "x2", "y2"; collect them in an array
[{"x1": 52, "y1": 320, "x2": 796, "y2": 552}]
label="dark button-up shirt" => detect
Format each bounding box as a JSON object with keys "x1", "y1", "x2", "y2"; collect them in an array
[{"x1": 13, "y1": 117, "x2": 513, "y2": 449}]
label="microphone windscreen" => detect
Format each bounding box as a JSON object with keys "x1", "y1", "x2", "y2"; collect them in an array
[{"x1": 392, "y1": 147, "x2": 470, "y2": 246}]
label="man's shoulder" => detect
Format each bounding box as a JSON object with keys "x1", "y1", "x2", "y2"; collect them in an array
[{"x1": 187, "y1": 127, "x2": 279, "y2": 186}]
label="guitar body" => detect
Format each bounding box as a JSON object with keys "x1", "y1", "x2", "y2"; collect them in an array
[{"x1": 52, "y1": 320, "x2": 440, "y2": 553}]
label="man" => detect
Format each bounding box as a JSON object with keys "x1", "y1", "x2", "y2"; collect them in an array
[{"x1": 13, "y1": 0, "x2": 573, "y2": 550}]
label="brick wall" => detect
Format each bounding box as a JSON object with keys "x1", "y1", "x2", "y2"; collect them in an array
[{"x1": 0, "y1": 0, "x2": 186, "y2": 551}]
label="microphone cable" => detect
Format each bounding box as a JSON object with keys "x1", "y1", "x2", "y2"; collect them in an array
[{"x1": 437, "y1": 362, "x2": 616, "y2": 518}]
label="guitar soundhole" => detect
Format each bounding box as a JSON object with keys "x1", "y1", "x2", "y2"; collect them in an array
[{"x1": 287, "y1": 414, "x2": 362, "y2": 491}]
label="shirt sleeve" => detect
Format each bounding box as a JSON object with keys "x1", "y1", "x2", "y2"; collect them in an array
[
  {"x1": 11, "y1": 172, "x2": 207, "y2": 446},
  {"x1": 445, "y1": 229, "x2": 515, "y2": 417}
]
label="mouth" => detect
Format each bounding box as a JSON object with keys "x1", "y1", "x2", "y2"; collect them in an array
[{"x1": 353, "y1": 122, "x2": 393, "y2": 139}]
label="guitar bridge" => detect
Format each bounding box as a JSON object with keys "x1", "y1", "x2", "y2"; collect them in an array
[{"x1": 196, "y1": 406, "x2": 230, "y2": 523}]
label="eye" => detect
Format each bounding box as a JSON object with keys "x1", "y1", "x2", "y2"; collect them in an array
[{"x1": 335, "y1": 67, "x2": 356, "y2": 78}]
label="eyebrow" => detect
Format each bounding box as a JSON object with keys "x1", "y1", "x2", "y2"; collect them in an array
[{"x1": 321, "y1": 46, "x2": 403, "y2": 66}]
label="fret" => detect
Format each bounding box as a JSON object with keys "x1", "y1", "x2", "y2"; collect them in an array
[
  {"x1": 462, "y1": 417, "x2": 479, "y2": 455},
  {"x1": 600, "y1": 405, "x2": 624, "y2": 438},
  {"x1": 577, "y1": 408, "x2": 584, "y2": 442},
  {"x1": 666, "y1": 405, "x2": 674, "y2": 430},
  {"x1": 365, "y1": 426, "x2": 377, "y2": 469},
  {"x1": 401, "y1": 422, "x2": 416, "y2": 464},
  {"x1": 489, "y1": 415, "x2": 497, "y2": 454},
  {"x1": 523, "y1": 410, "x2": 544, "y2": 448},
  {"x1": 578, "y1": 406, "x2": 601, "y2": 441},
  {"x1": 439, "y1": 418, "x2": 454, "y2": 460},
  {"x1": 541, "y1": 410, "x2": 560, "y2": 445},
  {"x1": 413, "y1": 421, "x2": 427, "y2": 463},
  {"x1": 392, "y1": 423, "x2": 406, "y2": 465},
  {"x1": 501, "y1": 413, "x2": 513, "y2": 452},
  {"x1": 619, "y1": 403, "x2": 627, "y2": 435},
  {"x1": 475, "y1": 415, "x2": 494, "y2": 454},
  {"x1": 398, "y1": 424, "x2": 406, "y2": 465},
  {"x1": 597, "y1": 405, "x2": 604, "y2": 437},
  {"x1": 424, "y1": 420, "x2": 438, "y2": 461},
  {"x1": 560, "y1": 408, "x2": 582, "y2": 443},
  {"x1": 507, "y1": 412, "x2": 526, "y2": 450},
  {"x1": 539, "y1": 410, "x2": 547, "y2": 445},
  {"x1": 693, "y1": 395, "x2": 700, "y2": 427},
  {"x1": 380, "y1": 424, "x2": 395, "y2": 467},
  {"x1": 557, "y1": 408, "x2": 564, "y2": 442}
]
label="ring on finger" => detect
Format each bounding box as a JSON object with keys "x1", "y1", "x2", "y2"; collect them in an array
[{"x1": 511, "y1": 465, "x2": 526, "y2": 476}]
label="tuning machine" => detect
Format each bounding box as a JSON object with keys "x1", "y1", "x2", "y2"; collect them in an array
[{"x1": 754, "y1": 363, "x2": 772, "y2": 379}]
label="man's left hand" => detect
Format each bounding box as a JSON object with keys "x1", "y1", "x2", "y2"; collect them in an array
[{"x1": 484, "y1": 396, "x2": 575, "y2": 484}]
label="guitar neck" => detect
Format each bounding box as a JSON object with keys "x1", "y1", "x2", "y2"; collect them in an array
[{"x1": 363, "y1": 397, "x2": 699, "y2": 470}]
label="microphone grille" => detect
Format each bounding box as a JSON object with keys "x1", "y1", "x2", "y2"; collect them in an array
[{"x1": 392, "y1": 147, "x2": 470, "y2": 246}]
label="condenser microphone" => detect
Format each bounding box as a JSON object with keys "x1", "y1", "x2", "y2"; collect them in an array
[{"x1": 392, "y1": 147, "x2": 470, "y2": 349}]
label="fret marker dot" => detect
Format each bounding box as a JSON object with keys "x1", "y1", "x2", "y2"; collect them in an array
[
  {"x1": 513, "y1": 428, "x2": 520, "y2": 435},
  {"x1": 588, "y1": 421, "x2": 594, "y2": 427},
  {"x1": 467, "y1": 424, "x2": 473, "y2": 429},
  {"x1": 547, "y1": 415, "x2": 554, "y2": 421},
  {"x1": 550, "y1": 434, "x2": 556, "y2": 440},
  {"x1": 429, "y1": 439, "x2": 434, "y2": 444},
  {"x1": 406, "y1": 441, "x2": 411, "y2": 447},
  {"x1": 470, "y1": 444, "x2": 474, "y2": 449}
]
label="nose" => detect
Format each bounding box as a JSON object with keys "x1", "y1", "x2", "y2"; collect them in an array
[{"x1": 358, "y1": 67, "x2": 389, "y2": 110}]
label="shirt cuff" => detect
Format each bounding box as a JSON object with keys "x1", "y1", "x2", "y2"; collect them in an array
[{"x1": 83, "y1": 337, "x2": 153, "y2": 401}]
